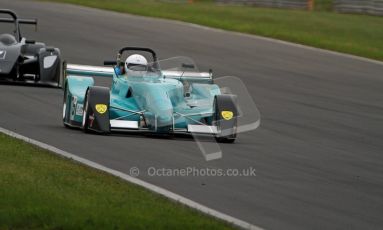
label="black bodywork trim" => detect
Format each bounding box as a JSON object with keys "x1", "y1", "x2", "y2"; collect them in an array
[
  {"x1": 118, "y1": 47, "x2": 157, "y2": 61},
  {"x1": 214, "y1": 94, "x2": 238, "y2": 139},
  {"x1": 85, "y1": 86, "x2": 111, "y2": 133}
]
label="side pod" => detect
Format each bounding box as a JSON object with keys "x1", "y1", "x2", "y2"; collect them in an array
[
  {"x1": 83, "y1": 86, "x2": 110, "y2": 134},
  {"x1": 39, "y1": 47, "x2": 61, "y2": 85}
]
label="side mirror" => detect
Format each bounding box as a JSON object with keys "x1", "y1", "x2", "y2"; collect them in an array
[
  {"x1": 25, "y1": 39, "x2": 36, "y2": 44},
  {"x1": 104, "y1": 60, "x2": 117, "y2": 66},
  {"x1": 46, "y1": 47, "x2": 55, "y2": 52},
  {"x1": 182, "y1": 63, "x2": 195, "y2": 69}
]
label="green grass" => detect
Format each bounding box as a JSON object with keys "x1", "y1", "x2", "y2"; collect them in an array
[
  {"x1": 41, "y1": 0, "x2": 383, "y2": 61},
  {"x1": 314, "y1": 0, "x2": 334, "y2": 11},
  {"x1": 0, "y1": 133, "x2": 234, "y2": 230}
]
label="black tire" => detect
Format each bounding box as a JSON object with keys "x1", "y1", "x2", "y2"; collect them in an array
[
  {"x1": 215, "y1": 132, "x2": 236, "y2": 143},
  {"x1": 13, "y1": 63, "x2": 20, "y2": 80},
  {"x1": 58, "y1": 60, "x2": 66, "y2": 89},
  {"x1": 213, "y1": 95, "x2": 237, "y2": 143},
  {"x1": 62, "y1": 85, "x2": 70, "y2": 128}
]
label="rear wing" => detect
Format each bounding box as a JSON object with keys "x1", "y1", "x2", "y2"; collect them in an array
[
  {"x1": 0, "y1": 18, "x2": 37, "y2": 25},
  {"x1": 0, "y1": 9, "x2": 37, "y2": 25},
  {"x1": 162, "y1": 70, "x2": 213, "y2": 83},
  {"x1": 65, "y1": 63, "x2": 213, "y2": 83},
  {"x1": 65, "y1": 63, "x2": 114, "y2": 78},
  {"x1": 0, "y1": 9, "x2": 38, "y2": 41}
]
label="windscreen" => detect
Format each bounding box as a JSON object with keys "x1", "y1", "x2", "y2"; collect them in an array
[
  {"x1": 124, "y1": 56, "x2": 202, "y2": 82},
  {"x1": 154, "y1": 56, "x2": 199, "y2": 72}
]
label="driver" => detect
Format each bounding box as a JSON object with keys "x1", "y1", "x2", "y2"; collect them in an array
[
  {"x1": 115, "y1": 54, "x2": 148, "y2": 76},
  {"x1": 124, "y1": 54, "x2": 148, "y2": 77}
]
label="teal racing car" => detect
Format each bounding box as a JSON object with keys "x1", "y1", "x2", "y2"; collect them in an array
[{"x1": 62, "y1": 47, "x2": 238, "y2": 143}]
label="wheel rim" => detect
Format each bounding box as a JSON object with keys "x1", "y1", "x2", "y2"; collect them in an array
[{"x1": 62, "y1": 103, "x2": 66, "y2": 120}]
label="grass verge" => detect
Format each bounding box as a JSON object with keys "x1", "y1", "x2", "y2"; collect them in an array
[
  {"x1": 0, "y1": 133, "x2": 233, "y2": 230},
  {"x1": 41, "y1": 0, "x2": 383, "y2": 61}
]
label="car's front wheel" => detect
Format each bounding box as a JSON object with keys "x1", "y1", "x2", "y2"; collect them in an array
[{"x1": 62, "y1": 85, "x2": 70, "y2": 128}]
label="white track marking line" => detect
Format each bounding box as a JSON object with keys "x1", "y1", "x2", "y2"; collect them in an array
[{"x1": 0, "y1": 127, "x2": 263, "y2": 230}]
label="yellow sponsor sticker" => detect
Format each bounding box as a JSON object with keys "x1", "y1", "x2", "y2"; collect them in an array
[
  {"x1": 95, "y1": 104, "x2": 107, "y2": 114},
  {"x1": 221, "y1": 111, "x2": 234, "y2": 120}
]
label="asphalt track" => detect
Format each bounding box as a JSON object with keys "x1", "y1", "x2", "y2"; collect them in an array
[{"x1": 1, "y1": 0, "x2": 383, "y2": 229}]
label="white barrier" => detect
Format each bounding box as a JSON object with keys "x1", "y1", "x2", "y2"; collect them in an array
[
  {"x1": 334, "y1": 0, "x2": 383, "y2": 16},
  {"x1": 215, "y1": 0, "x2": 310, "y2": 9}
]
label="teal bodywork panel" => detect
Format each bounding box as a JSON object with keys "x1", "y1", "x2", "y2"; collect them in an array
[{"x1": 64, "y1": 63, "x2": 221, "y2": 132}]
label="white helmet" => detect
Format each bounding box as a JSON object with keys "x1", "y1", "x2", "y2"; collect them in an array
[{"x1": 125, "y1": 54, "x2": 148, "y2": 72}]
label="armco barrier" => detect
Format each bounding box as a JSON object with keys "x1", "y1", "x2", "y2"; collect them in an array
[
  {"x1": 215, "y1": 0, "x2": 311, "y2": 10},
  {"x1": 334, "y1": 0, "x2": 383, "y2": 16}
]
